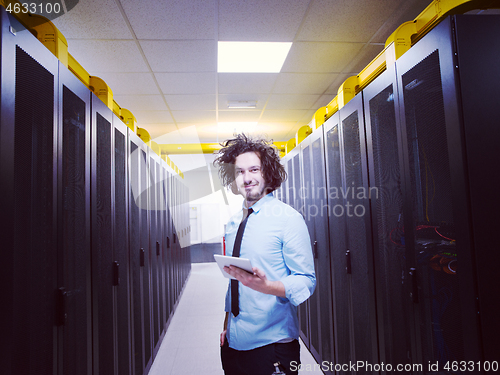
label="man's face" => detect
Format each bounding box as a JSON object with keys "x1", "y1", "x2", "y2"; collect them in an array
[{"x1": 234, "y1": 151, "x2": 267, "y2": 205}]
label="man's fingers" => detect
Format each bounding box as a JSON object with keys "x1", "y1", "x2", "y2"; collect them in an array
[{"x1": 252, "y1": 267, "x2": 266, "y2": 279}]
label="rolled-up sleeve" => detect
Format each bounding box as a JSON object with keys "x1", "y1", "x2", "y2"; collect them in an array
[{"x1": 279, "y1": 213, "x2": 316, "y2": 306}]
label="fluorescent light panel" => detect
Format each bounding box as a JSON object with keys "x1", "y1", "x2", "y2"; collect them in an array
[
  {"x1": 227, "y1": 100, "x2": 257, "y2": 109},
  {"x1": 218, "y1": 42, "x2": 292, "y2": 73}
]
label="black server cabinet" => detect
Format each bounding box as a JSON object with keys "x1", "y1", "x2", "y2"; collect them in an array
[
  {"x1": 164, "y1": 168, "x2": 174, "y2": 318},
  {"x1": 300, "y1": 129, "x2": 335, "y2": 370},
  {"x1": 452, "y1": 15, "x2": 500, "y2": 362},
  {"x1": 1, "y1": 9, "x2": 61, "y2": 374},
  {"x1": 338, "y1": 94, "x2": 378, "y2": 371},
  {"x1": 160, "y1": 164, "x2": 171, "y2": 326},
  {"x1": 113, "y1": 116, "x2": 132, "y2": 375},
  {"x1": 324, "y1": 112, "x2": 350, "y2": 372},
  {"x1": 91, "y1": 93, "x2": 115, "y2": 375},
  {"x1": 324, "y1": 94, "x2": 379, "y2": 373},
  {"x1": 363, "y1": 65, "x2": 414, "y2": 371},
  {"x1": 394, "y1": 15, "x2": 500, "y2": 371},
  {"x1": 283, "y1": 147, "x2": 311, "y2": 348},
  {"x1": 90, "y1": 94, "x2": 133, "y2": 375},
  {"x1": 148, "y1": 153, "x2": 159, "y2": 351},
  {"x1": 128, "y1": 129, "x2": 151, "y2": 375},
  {"x1": 58, "y1": 56, "x2": 93, "y2": 375}
]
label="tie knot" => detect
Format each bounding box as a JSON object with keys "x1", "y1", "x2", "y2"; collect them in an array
[{"x1": 244, "y1": 207, "x2": 254, "y2": 219}]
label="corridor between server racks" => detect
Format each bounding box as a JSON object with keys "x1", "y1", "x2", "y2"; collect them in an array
[{"x1": 149, "y1": 263, "x2": 324, "y2": 375}]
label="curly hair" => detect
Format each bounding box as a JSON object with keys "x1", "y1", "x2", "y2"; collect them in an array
[{"x1": 214, "y1": 133, "x2": 286, "y2": 195}]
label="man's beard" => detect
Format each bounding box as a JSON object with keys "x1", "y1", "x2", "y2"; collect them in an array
[{"x1": 244, "y1": 183, "x2": 266, "y2": 203}]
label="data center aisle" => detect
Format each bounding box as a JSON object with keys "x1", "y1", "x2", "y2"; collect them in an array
[{"x1": 150, "y1": 262, "x2": 324, "y2": 375}]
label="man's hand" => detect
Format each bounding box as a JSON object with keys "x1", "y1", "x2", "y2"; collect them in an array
[
  {"x1": 220, "y1": 329, "x2": 227, "y2": 346},
  {"x1": 223, "y1": 266, "x2": 286, "y2": 298}
]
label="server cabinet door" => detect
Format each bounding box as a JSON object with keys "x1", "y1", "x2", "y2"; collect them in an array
[
  {"x1": 128, "y1": 129, "x2": 149, "y2": 375},
  {"x1": 140, "y1": 149, "x2": 153, "y2": 371},
  {"x1": 285, "y1": 157, "x2": 294, "y2": 207},
  {"x1": 299, "y1": 139, "x2": 320, "y2": 359},
  {"x1": 395, "y1": 17, "x2": 481, "y2": 370},
  {"x1": 149, "y1": 153, "x2": 162, "y2": 352},
  {"x1": 301, "y1": 129, "x2": 335, "y2": 369},
  {"x1": 324, "y1": 113, "x2": 351, "y2": 371},
  {"x1": 338, "y1": 94, "x2": 378, "y2": 370},
  {"x1": 113, "y1": 117, "x2": 132, "y2": 375},
  {"x1": 285, "y1": 148, "x2": 310, "y2": 346},
  {"x1": 0, "y1": 10, "x2": 60, "y2": 373},
  {"x1": 90, "y1": 94, "x2": 115, "y2": 375},
  {"x1": 363, "y1": 65, "x2": 414, "y2": 371},
  {"x1": 164, "y1": 169, "x2": 174, "y2": 317},
  {"x1": 311, "y1": 129, "x2": 335, "y2": 368},
  {"x1": 158, "y1": 162, "x2": 168, "y2": 333},
  {"x1": 58, "y1": 64, "x2": 93, "y2": 375},
  {"x1": 453, "y1": 15, "x2": 500, "y2": 363}
]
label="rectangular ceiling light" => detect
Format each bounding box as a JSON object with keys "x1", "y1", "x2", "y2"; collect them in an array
[
  {"x1": 227, "y1": 100, "x2": 257, "y2": 109},
  {"x1": 218, "y1": 42, "x2": 292, "y2": 73}
]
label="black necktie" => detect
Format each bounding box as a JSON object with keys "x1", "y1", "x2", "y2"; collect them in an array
[{"x1": 231, "y1": 207, "x2": 253, "y2": 317}]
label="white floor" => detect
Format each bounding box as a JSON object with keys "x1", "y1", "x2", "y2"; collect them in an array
[{"x1": 149, "y1": 263, "x2": 324, "y2": 375}]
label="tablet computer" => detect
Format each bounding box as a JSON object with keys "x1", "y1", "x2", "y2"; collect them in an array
[{"x1": 214, "y1": 254, "x2": 254, "y2": 279}]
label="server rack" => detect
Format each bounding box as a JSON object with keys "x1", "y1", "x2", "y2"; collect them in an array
[
  {"x1": 300, "y1": 129, "x2": 335, "y2": 370},
  {"x1": 392, "y1": 15, "x2": 500, "y2": 371},
  {"x1": 1, "y1": 10, "x2": 61, "y2": 375},
  {"x1": 1, "y1": 7, "x2": 191, "y2": 374},
  {"x1": 91, "y1": 91, "x2": 115, "y2": 375},
  {"x1": 113, "y1": 115, "x2": 133, "y2": 375},
  {"x1": 58, "y1": 47, "x2": 93, "y2": 375},
  {"x1": 323, "y1": 112, "x2": 351, "y2": 372},
  {"x1": 363, "y1": 64, "x2": 414, "y2": 371}
]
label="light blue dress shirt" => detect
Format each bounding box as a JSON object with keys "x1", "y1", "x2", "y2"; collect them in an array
[{"x1": 224, "y1": 193, "x2": 316, "y2": 350}]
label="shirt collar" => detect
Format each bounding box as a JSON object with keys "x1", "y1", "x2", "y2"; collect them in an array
[{"x1": 242, "y1": 193, "x2": 273, "y2": 214}]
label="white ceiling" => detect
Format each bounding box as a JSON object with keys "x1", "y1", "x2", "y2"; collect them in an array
[{"x1": 49, "y1": 0, "x2": 485, "y2": 144}]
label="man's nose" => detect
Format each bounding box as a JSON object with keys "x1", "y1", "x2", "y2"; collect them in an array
[{"x1": 242, "y1": 171, "x2": 252, "y2": 183}]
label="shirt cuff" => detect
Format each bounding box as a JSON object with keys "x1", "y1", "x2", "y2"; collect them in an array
[{"x1": 281, "y1": 276, "x2": 313, "y2": 306}]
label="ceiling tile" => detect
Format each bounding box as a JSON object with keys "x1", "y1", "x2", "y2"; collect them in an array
[
  {"x1": 218, "y1": 0, "x2": 309, "y2": 41},
  {"x1": 171, "y1": 110, "x2": 216, "y2": 123},
  {"x1": 121, "y1": 0, "x2": 216, "y2": 40},
  {"x1": 165, "y1": 95, "x2": 216, "y2": 111},
  {"x1": 281, "y1": 42, "x2": 364, "y2": 73},
  {"x1": 133, "y1": 110, "x2": 173, "y2": 124},
  {"x1": 52, "y1": 0, "x2": 133, "y2": 39},
  {"x1": 147, "y1": 124, "x2": 180, "y2": 141},
  {"x1": 66, "y1": 40, "x2": 149, "y2": 73},
  {"x1": 313, "y1": 94, "x2": 336, "y2": 109},
  {"x1": 368, "y1": 0, "x2": 435, "y2": 43},
  {"x1": 140, "y1": 40, "x2": 217, "y2": 72},
  {"x1": 342, "y1": 43, "x2": 385, "y2": 74},
  {"x1": 113, "y1": 95, "x2": 167, "y2": 112},
  {"x1": 296, "y1": 0, "x2": 402, "y2": 42},
  {"x1": 97, "y1": 73, "x2": 160, "y2": 95},
  {"x1": 156, "y1": 73, "x2": 216, "y2": 94},
  {"x1": 265, "y1": 94, "x2": 321, "y2": 110},
  {"x1": 255, "y1": 123, "x2": 297, "y2": 141},
  {"x1": 274, "y1": 73, "x2": 339, "y2": 94},
  {"x1": 260, "y1": 109, "x2": 309, "y2": 122},
  {"x1": 217, "y1": 111, "x2": 261, "y2": 122},
  {"x1": 218, "y1": 73, "x2": 278, "y2": 94}
]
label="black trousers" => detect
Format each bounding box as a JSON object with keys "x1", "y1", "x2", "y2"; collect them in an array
[{"x1": 221, "y1": 337, "x2": 300, "y2": 375}]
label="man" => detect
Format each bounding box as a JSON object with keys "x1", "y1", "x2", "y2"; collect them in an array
[{"x1": 214, "y1": 134, "x2": 316, "y2": 375}]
